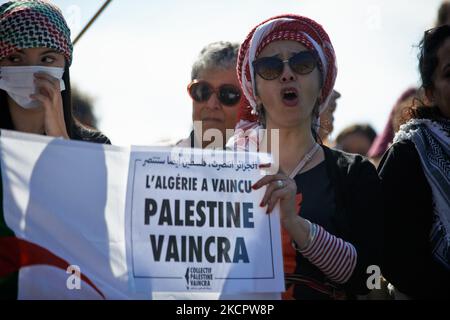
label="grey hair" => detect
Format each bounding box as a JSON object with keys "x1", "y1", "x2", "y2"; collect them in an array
[{"x1": 191, "y1": 41, "x2": 240, "y2": 80}]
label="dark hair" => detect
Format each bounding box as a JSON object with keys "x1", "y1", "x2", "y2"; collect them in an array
[
  {"x1": 436, "y1": 1, "x2": 450, "y2": 27},
  {"x1": 335, "y1": 124, "x2": 377, "y2": 146},
  {"x1": 0, "y1": 64, "x2": 103, "y2": 140},
  {"x1": 0, "y1": 90, "x2": 13, "y2": 129},
  {"x1": 403, "y1": 24, "x2": 450, "y2": 122},
  {"x1": 419, "y1": 25, "x2": 450, "y2": 90},
  {"x1": 72, "y1": 86, "x2": 98, "y2": 129},
  {"x1": 62, "y1": 64, "x2": 75, "y2": 137}
]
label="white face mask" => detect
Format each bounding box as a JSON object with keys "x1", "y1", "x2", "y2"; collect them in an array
[{"x1": 0, "y1": 66, "x2": 65, "y2": 109}]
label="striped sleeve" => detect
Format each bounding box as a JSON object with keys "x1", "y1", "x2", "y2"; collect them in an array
[{"x1": 299, "y1": 224, "x2": 357, "y2": 284}]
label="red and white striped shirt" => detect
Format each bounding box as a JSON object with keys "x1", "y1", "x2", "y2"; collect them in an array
[{"x1": 299, "y1": 223, "x2": 357, "y2": 284}]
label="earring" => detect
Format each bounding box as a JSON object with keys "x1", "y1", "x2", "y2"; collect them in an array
[{"x1": 257, "y1": 104, "x2": 266, "y2": 127}]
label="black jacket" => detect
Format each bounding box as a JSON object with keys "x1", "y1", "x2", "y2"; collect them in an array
[
  {"x1": 378, "y1": 140, "x2": 450, "y2": 299},
  {"x1": 321, "y1": 145, "x2": 383, "y2": 296}
]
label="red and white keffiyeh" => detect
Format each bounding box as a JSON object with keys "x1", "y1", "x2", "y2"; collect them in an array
[{"x1": 229, "y1": 14, "x2": 337, "y2": 151}]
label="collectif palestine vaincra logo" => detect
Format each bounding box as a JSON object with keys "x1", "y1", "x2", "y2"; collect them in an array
[{"x1": 185, "y1": 267, "x2": 213, "y2": 290}]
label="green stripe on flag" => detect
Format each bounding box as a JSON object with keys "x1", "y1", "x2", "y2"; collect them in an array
[{"x1": 0, "y1": 162, "x2": 18, "y2": 299}]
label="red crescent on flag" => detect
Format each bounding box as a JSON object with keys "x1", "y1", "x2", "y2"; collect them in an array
[{"x1": 0, "y1": 237, "x2": 105, "y2": 299}]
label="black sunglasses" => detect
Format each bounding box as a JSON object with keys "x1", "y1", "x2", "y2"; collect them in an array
[
  {"x1": 187, "y1": 80, "x2": 242, "y2": 106},
  {"x1": 252, "y1": 51, "x2": 318, "y2": 80}
]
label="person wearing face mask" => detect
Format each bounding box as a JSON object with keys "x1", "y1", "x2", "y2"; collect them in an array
[
  {"x1": 0, "y1": 0, "x2": 110, "y2": 144},
  {"x1": 228, "y1": 14, "x2": 382, "y2": 300},
  {"x1": 0, "y1": 0, "x2": 110, "y2": 299},
  {"x1": 177, "y1": 41, "x2": 245, "y2": 149}
]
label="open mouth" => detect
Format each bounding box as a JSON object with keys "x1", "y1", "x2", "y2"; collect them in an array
[
  {"x1": 281, "y1": 88, "x2": 299, "y2": 106},
  {"x1": 202, "y1": 117, "x2": 222, "y2": 123}
]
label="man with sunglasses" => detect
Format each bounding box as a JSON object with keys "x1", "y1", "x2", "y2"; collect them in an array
[{"x1": 177, "y1": 41, "x2": 243, "y2": 149}]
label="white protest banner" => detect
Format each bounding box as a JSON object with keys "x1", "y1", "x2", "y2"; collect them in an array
[
  {"x1": 0, "y1": 130, "x2": 284, "y2": 299},
  {"x1": 126, "y1": 147, "x2": 284, "y2": 295}
]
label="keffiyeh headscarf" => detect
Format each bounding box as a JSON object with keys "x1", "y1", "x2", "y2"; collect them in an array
[
  {"x1": 394, "y1": 118, "x2": 450, "y2": 270},
  {"x1": 0, "y1": 0, "x2": 73, "y2": 65},
  {"x1": 228, "y1": 14, "x2": 337, "y2": 150}
]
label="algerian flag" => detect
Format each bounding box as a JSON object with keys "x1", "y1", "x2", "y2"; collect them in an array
[{"x1": 0, "y1": 130, "x2": 131, "y2": 299}]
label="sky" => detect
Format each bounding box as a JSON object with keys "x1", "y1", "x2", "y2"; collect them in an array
[{"x1": 1, "y1": 0, "x2": 444, "y2": 146}]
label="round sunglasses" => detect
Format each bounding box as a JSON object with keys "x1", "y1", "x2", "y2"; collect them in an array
[
  {"x1": 187, "y1": 80, "x2": 242, "y2": 107},
  {"x1": 252, "y1": 51, "x2": 319, "y2": 80}
]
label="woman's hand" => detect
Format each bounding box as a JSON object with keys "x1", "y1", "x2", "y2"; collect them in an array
[
  {"x1": 30, "y1": 72, "x2": 69, "y2": 139},
  {"x1": 252, "y1": 172, "x2": 311, "y2": 247},
  {"x1": 252, "y1": 172, "x2": 298, "y2": 224}
]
